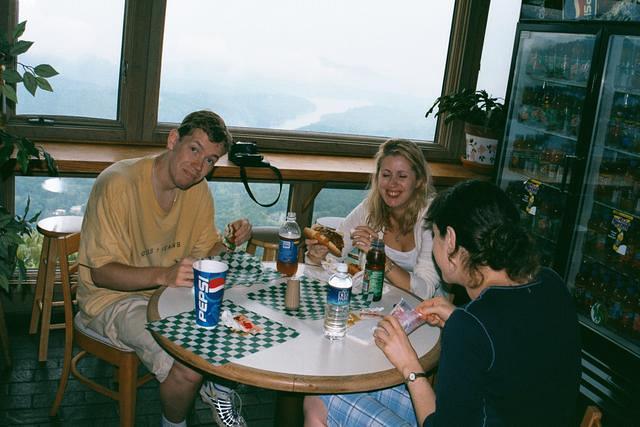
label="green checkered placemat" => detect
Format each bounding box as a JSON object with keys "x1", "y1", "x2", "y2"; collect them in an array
[
  {"x1": 147, "y1": 300, "x2": 299, "y2": 366},
  {"x1": 246, "y1": 276, "x2": 373, "y2": 320},
  {"x1": 209, "y1": 251, "x2": 283, "y2": 288}
]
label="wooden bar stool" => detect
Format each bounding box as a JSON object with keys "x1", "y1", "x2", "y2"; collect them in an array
[
  {"x1": 29, "y1": 215, "x2": 83, "y2": 362},
  {"x1": 246, "y1": 226, "x2": 279, "y2": 261}
]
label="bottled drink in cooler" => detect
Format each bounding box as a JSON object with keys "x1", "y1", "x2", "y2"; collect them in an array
[
  {"x1": 276, "y1": 212, "x2": 301, "y2": 276},
  {"x1": 324, "y1": 263, "x2": 352, "y2": 340}
]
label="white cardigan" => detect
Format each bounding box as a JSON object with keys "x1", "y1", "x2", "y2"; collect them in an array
[{"x1": 337, "y1": 201, "x2": 443, "y2": 300}]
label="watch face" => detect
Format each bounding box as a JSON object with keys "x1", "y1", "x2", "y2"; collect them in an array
[{"x1": 409, "y1": 372, "x2": 416, "y2": 381}]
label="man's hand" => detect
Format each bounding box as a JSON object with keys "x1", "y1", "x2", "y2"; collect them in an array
[
  {"x1": 416, "y1": 296, "x2": 455, "y2": 328},
  {"x1": 227, "y1": 218, "x2": 252, "y2": 245},
  {"x1": 163, "y1": 257, "x2": 196, "y2": 288},
  {"x1": 373, "y1": 315, "x2": 422, "y2": 377}
]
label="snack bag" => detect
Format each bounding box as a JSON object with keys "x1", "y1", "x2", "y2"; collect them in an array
[{"x1": 390, "y1": 298, "x2": 426, "y2": 334}]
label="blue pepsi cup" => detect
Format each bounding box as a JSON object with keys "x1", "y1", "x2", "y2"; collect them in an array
[{"x1": 193, "y1": 260, "x2": 228, "y2": 329}]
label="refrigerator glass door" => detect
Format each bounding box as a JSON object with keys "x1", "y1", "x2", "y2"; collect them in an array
[
  {"x1": 569, "y1": 35, "x2": 640, "y2": 354},
  {"x1": 499, "y1": 30, "x2": 596, "y2": 267}
]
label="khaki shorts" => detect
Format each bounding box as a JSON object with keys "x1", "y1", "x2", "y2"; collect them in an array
[{"x1": 78, "y1": 295, "x2": 173, "y2": 382}]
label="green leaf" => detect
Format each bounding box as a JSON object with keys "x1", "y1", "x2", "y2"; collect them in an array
[
  {"x1": 35, "y1": 77, "x2": 53, "y2": 92},
  {"x1": 16, "y1": 147, "x2": 29, "y2": 174},
  {"x1": 42, "y1": 150, "x2": 59, "y2": 176},
  {"x1": 1, "y1": 84, "x2": 18, "y2": 103},
  {"x1": 12, "y1": 21, "x2": 27, "y2": 40},
  {"x1": 1, "y1": 68, "x2": 22, "y2": 84},
  {"x1": 22, "y1": 71, "x2": 37, "y2": 96},
  {"x1": 33, "y1": 64, "x2": 58, "y2": 78},
  {"x1": 9, "y1": 39, "x2": 34, "y2": 56}
]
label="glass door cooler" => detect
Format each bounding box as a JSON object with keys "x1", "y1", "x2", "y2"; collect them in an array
[
  {"x1": 499, "y1": 29, "x2": 596, "y2": 268},
  {"x1": 569, "y1": 35, "x2": 640, "y2": 354},
  {"x1": 496, "y1": 21, "x2": 640, "y2": 424}
]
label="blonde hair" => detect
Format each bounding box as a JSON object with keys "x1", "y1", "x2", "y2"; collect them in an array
[{"x1": 365, "y1": 138, "x2": 436, "y2": 235}]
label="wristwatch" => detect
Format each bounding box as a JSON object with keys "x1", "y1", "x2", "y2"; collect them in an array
[{"x1": 405, "y1": 371, "x2": 428, "y2": 383}]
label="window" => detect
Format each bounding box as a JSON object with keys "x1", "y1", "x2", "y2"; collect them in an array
[
  {"x1": 160, "y1": 0, "x2": 454, "y2": 142},
  {"x1": 476, "y1": 0, "x2": 521, "y2": 100},
  {"x1": 3, "y1": 0, "x2": 491, "y2": 160},
  {"x1": 209, "y1": 182, "x2": 289, "y2": 229},
  {"x1": 16, "y1": 0, "x2": 125, "y2": 120},
  {"x1": 312, "y1": 187, "x2": 368, "y2": 224}
]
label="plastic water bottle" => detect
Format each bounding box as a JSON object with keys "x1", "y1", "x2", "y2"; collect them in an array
[
  {"x1": 277, "y1": 212, "x2": 301, "y2": 276},
  {"x1": 324, "y1": 263, "x2": 352, "y2": 340}
]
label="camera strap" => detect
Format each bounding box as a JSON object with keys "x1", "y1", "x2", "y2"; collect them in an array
[{"x1": 237, "y1": 162, "x2": 283, "y2": 207}]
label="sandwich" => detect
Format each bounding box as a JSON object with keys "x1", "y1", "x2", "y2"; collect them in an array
[{"x1": 303, "y1": 224, "x2": 344, "y2": 257}]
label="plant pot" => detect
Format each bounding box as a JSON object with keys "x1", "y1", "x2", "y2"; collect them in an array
[{"x1": 463, "y1": 123, "x2": 501, "y2": 171}]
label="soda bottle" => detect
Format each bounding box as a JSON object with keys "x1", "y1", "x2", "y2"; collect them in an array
[
  {"x1": 363, "y1": 238, "x2": 385, "y2": 301},
  {"x1": 276, "y1": 212, "x2": 301, "y2": 276},
  {"x1": 323, "y1": 263, "x2": 352, "y2": 340}
]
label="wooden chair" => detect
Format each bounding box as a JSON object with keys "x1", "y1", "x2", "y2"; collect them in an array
[
  {"x1": 246, "y1": 226, "x2": 280, "y2": 261},
  {"x1": 50, "y1": 232, "x2": 153, "y2": 427},
  {"x1": 580, "y1": 405, "x2": 603, "y2": 427},
  {"x1": 29, "y1": 215, "x2": 83, "y2": 361}
]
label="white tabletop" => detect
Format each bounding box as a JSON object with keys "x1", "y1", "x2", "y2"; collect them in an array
[{"x1": 150, "y1": 263, "x2": 441, "y2": 393}]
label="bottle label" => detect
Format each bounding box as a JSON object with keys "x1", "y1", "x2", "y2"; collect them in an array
[
  {"x1": 366, "y1": 269, "x2": 384, "y2": 298},
  {"x1": 327, "y1": 285, "x2": 351, "y2": 306},
  {"x1": 278, "y1": 239, "x2": 298, "y2": 263}
]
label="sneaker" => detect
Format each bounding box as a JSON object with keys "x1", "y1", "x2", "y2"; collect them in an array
[{"x1": 200, "y1": 381, "x2": 247, "y2": 427}]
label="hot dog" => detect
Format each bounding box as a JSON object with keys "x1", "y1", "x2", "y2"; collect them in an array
[{"x1": 303, "y1": 225, "x2": 344, "y2": 257}]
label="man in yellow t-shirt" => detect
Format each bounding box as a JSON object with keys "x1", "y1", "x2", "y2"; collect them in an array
[{"x1": 77, "y1": 110, "x2": 252, "y2": 427}]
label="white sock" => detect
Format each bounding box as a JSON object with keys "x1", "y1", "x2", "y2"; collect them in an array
[{"x1": 161, "y1": 414, "x2": 187, "y2": 427}]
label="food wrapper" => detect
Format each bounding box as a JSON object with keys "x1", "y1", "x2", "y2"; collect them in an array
[
  {"x1": 389, "y1": 298, "x2": 426, "y2": 335},
  {"x1": 223, "y1": 224, "x2": 236, "y2": 251},
  {"x1": 220, "y1": 310, "x2": 263, "y2": 334}
]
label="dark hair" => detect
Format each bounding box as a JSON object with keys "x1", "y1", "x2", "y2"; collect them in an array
[
  {"x1": 178, "y1": 110, "x2": 233, "y2": 152},
  {"x1": 425, "y1": 180, "x2": 539, "y2": 286}
]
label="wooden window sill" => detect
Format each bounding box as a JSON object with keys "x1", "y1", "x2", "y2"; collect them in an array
[{"x1": 29, "y1": 142, "x2": 488, "y2": 186}]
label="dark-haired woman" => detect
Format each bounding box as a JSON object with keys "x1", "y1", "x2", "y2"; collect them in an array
[{"x1": 304, "y1": 180, "x2": 580, "y2": 426}]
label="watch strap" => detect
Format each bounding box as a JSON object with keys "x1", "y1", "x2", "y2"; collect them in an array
[{"x1": 405, "y1": 371, "x2": 428, "y2": 383}]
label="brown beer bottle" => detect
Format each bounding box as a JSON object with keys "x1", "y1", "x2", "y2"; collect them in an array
[{"x1": 363, "y1": 238, "x2": 385, "y2": 301}]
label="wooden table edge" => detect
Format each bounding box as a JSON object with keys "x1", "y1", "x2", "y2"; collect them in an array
[{"x1": 147, "y1": 286, "x2": 441, "y2": 394}]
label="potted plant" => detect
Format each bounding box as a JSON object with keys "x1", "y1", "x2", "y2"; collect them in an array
[
  {"x1": 426, "y1": 88, "x2": 506, "y2": 171},
  {"x1": 0, "y1": 21, "x2": 58, "y2": 292}
]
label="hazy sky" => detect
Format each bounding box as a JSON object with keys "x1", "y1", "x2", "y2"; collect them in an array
[{"x1": 17, "y1": 0, "x2": 519, "y2": 137}]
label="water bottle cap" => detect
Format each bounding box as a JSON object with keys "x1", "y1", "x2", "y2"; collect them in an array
[
  {"x1": 286, "y1": 212, "x2": 296, "y2": 220},
  {"x1": 336, "y1": 263, "x2": 348, "y2": 273}
]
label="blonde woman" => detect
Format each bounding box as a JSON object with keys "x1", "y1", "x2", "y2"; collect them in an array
[{"x1": 307, "y1": 138, "x2": 442, "y2": 299}]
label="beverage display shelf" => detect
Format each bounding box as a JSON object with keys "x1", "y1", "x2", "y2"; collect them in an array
[
  {"x1": 578, "y1": 313, "x2": 640, "y2": 358},
  {"x1": 613, "y1": 87, "x2": 640, "y2": 98},
  {"x1": 582, "y1": 253, "x2": 638, "y2": 282},
  {"x1": 526, "y1": 73, "x2": 589, "y2": 89},
  {"x1": 531, "y1": 229, "x2": 557, "y2": 246},
  {"x1": 506, "y1": 166, "x2": 564, "y2": 191},
  {"x1": 514, "y1": 120, "x2": 579, "y2": 141},
  {"x1": 593, "y1": 199, "x2": 639, "y2": 220},
  {"x1": 604, "y1": 144, "x2": 640, "y2": 160}
]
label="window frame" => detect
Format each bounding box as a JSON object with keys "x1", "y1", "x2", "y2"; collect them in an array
[{"x1": 1, "y1": 0, "x2": 489, "y2": 161}]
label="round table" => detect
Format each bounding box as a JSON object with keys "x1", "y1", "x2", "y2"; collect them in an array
[{"x1": 147, "y1": 263, "x2": 441, "y2": 395}]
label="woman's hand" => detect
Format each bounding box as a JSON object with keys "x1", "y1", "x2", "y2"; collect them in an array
[
  {"x1": 305, "y1": 238, "x2": 329, "y2": 265},
  {"x1": 351, "y1": 225, "x2": 379, "y2": 254},
  {"x1": 374, "y1": 315, "x2": 422, "y2": 376},
  {"x1": 416, "y1": 296, "x2": 455, "y2": 328}
]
